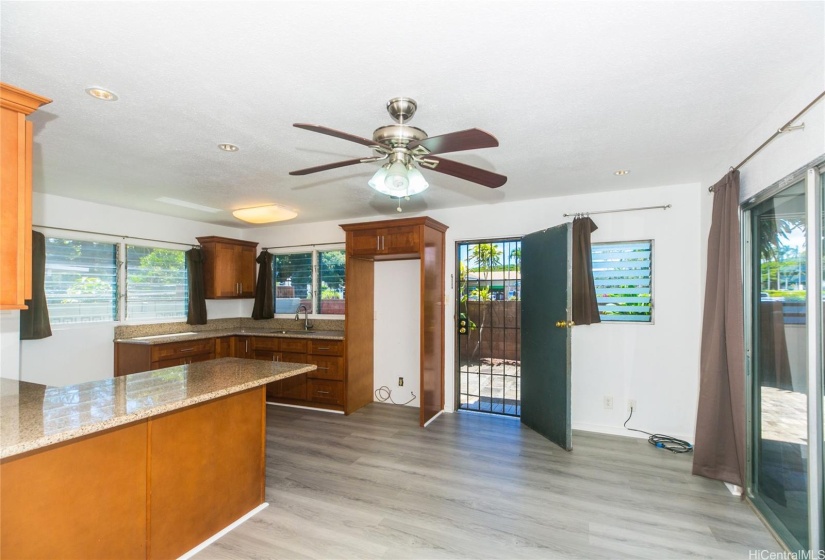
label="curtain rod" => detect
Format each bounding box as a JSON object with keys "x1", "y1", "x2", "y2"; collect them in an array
[
  {"x1": 32, "y1": 224, "x2": 200, "y2": 248},
  {"x1": 709, "y1": 90, "x2": 825, "y2": 192},
  {"x1": 261, "y1": 241, "x2": 343, "y2": 251},
  {"x1": 562, "y1": 204, "x2": 671, "y2": 218}
]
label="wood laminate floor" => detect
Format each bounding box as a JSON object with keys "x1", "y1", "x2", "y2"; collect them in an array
[{"x1": 197, "y1": 403, "x2": 781, "y2": 559}]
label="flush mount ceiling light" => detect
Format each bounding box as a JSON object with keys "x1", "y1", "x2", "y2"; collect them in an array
[
  {"x1": 85, "y1": 87, "x2": 118, "y2": 101},
  {"x1": 218, "y1": 143, "x2": 239, "y2": 152},
  {"x1": 232, "y1": 204, "x2": 297, "y2": 224},
  {"x1": 614, "y1": 169, "x2": 631, "y2": 176}
]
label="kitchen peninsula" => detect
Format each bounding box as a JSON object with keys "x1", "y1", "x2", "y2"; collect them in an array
[{"x1": 0, "y1": 358, "x2": 314, "y2": 559}]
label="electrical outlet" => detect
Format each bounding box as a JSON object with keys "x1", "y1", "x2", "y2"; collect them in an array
[
  {"x1": 628, "y1": 399, "x2": 637, "y2": 414},
  {"x1": 603, "y1": 396, "x2": 613, "y2": 410},
  {"x1": 398, "y1": 377, "x2": 404, "y2": 387}
]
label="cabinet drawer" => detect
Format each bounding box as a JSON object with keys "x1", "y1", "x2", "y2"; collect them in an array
[
  {"x1": 278, "y1": 338, "x2": 308, "y2": 353},
  {"x1": 306, "y1": 356, "x2": 344, "y2": 381},
  {"x1": 151, "y1": 339, "x2": 214, "y2": 361},
  {"x1": 280, "y1": 351, "x2": 306, "y2": 364},
  {"x1": 308, "y1": 339, "x2": 344, "y2": 356},
  {"x1": 252, "y1": 337, "x2": 279, "y2": 351},
  {"x1": 307, "y1": 379, "x2": 344, "y2": 406}
]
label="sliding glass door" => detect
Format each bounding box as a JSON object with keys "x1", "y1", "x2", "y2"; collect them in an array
[{"x1": 745, "y1": 156, "x2": 824, "y2": 553}]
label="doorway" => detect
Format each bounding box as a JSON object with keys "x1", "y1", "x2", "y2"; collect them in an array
[{"x1": 456, "y1": 238, "x2": 522, "y2": 416}]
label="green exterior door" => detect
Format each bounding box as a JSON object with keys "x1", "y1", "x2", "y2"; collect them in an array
[{"x1": 520, "y1": 223, "x2": 573, "y2": 450}]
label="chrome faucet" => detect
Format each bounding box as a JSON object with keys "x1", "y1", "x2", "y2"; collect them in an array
[{"x1": 295, "y1": 304, "x2": 314, "y2": 331}]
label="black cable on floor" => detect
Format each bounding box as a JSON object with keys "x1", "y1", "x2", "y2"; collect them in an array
[
  {"x1": 623, "y1": 406, "x2": 694, "y2": 454},
  {"x1": 374, "y1": 386, "x2": 416, "y2": 406}
]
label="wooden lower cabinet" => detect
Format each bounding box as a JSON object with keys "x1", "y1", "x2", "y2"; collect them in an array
[
  {"x1": 307, "y1": 379, "x2": 344, "y2": 406},
  {"x1": 0, "y1": 387, "x2": 266, "y2": 560},
  {"x1": 115, "y1": 334, "x2": 347, "y2": 412},
  {"x1": 115, "y1": 339, "x2": 215, "y2": 376}
]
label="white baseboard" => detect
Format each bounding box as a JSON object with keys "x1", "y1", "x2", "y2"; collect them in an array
[
  {"x1": 178, "y1": 502, "x2": 269, "y2": 559},
  {"x1": 423, "y1": 410, "x2": 445, "y2": 427},
  {"x1": 572, "y1": 421, "x2": 693, "y2": 444}
]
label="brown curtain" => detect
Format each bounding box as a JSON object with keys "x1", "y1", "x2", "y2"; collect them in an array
[
  {"x1": 20, "y1": 231, "x2": 52, "y2": 340},
  {"x1": 693, "y1": 169, "x2": 746, "y2": 487},
  {"x1": 572, "y1": 216, "x2": 601, "y2": 325},
  {"x1": 758, "y1": 301, "x2": 793, "y2": 391},
  {"x1": 251, "y1": 251, "x2": 273, "y2": 320},
  {"x1": 186, "y1": 248, "x2": 207, "y2": 325}
]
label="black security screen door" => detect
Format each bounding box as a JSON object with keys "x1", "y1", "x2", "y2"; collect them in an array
[
  {"x1": 456, "y1": 238, "x2": 522, "y2": 416},
  {"x1": 521, "y1": 223, "x2": 573, "y2": 450}
]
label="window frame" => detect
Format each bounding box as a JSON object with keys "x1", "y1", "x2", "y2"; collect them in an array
[
  {"x1": 40, "y1": 230, "x2": 193, "y2": 329},
  {"x1": 271, "y1": 245, "x2": 346, "y2": 318},
  {"x1": 590, "y1": 238, "x2": 655, "y2": 325}
]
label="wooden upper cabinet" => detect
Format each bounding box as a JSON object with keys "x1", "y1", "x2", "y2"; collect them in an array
[
  {"x1": 196, "y1": 236, "x2": 258, "y2": 299},
  {"x1": 0, "y1": 83, "x2": 51, "y2": 310},
  {"x1": 344, "y1": 219, "x2": 434, "y2": 259}
]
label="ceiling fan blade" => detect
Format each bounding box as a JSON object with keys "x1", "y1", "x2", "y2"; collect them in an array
[
  {"x1": 289, "y1": 158, "x2": 366, "y2": 176},
  {"x1": 423, "y1": 156, "x2": 507, "y2": 188},
  {"x1": 407, "y1": 128, "x2": 499, "y2": 155},
  {"x1": 293, "y1": 123, "x2": 384, "y2": 148}
]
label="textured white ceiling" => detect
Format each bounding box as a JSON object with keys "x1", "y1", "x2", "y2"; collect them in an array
[{"x1": 1, "y1": 1, "x2": 822, "y2": 227}]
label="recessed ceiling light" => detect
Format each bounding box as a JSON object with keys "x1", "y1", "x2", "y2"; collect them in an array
[
  {"x1": 614, "y1": 169, "x2": 631, "y2": 176},
  {"x1": 156, "y1": 197, "x2": 222, "y2": 213},
  {"x1": 232, "y1": 204, "x2": 297, "y2": 224},
  {"x1": 218, "y1": 143, "x2": 239, "y2": 152},
  {"x1": 85, "y1": 87, "x2": 118, "y2": 101}
]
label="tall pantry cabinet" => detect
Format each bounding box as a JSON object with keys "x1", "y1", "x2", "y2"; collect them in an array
[{"x1": 0, "y1": 83, "x2": 51, "y2": 310}]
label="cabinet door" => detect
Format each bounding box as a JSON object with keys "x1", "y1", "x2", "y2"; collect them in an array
[
  {"x1": 268, "y1": 373, "x2": 307, "y2": 401},
  {"x1": 381, "y1": 225, "x2": 420, "y2": 255},
  {"x1": 213, "y1": 243, "x2": 240, "y2": 297},
  {"x1": 233, "y1": 336, "x2": 253, "y2": 359},
  {"x1": 349, "y1": 229, "x2": 380, "y2": 256},
  {"x1": 215, "y1": 337, "x2": 231, "y2": 358},
  {"x1": 236, "y1": 245, "x2": 257, "y2": 297}
]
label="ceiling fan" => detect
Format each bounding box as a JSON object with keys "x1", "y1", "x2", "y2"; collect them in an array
[{"x1": 289, "y1": 97, "x2": 507, "y2": 200}]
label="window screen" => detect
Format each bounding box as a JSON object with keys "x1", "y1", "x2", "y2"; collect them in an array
[
  {"x1": 273, "y1": 252, "x2": 313, "y2": 314},
  {"x1": 45, "y1": 238, "x2": 118, "y2": 324},
  {"x1": 591, "y1": 240, "x2": 653, "y2": 322},
  {"x1": 318, "y1": 250, "x2": 346, "y2": 315},
  {"x1": 125, "y1": 245, "x2": 188, "y2": 320}
]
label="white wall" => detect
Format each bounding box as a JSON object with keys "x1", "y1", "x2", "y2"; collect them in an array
[
  {"x1": 712, "y1": 69, "x2": 824, "y2": 202},
  {"x1": 0, "y1": 311, "x2": 21, "y2": 379},
  {"x1": 373, "y1": 260, "x2": 420, "y2": 407},
  {"x1": 253, "y1": 181, "x2": 703, "y2": 441},
  {"x1": 10, "y1": 193, "x2": 246, "y2": 386}
]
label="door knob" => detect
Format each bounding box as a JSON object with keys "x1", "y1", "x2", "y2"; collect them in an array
[{"x1": 555, "y1": 320, "x2": 575, "y2": 328}]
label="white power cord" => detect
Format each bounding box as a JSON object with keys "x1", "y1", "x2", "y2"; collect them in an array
[{"x1": 374, "y1": 386, "x2": 416, "y2": 405}]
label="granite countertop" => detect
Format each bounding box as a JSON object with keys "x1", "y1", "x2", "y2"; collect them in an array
[
  {"x1": 115, "y1": 328, "x2": 345, "y2": 345},
  {"x1": 0, "y1": 358, "x2": 315, "y2": 459}
]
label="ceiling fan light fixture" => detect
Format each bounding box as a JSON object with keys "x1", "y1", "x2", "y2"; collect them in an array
[
  {"x1": 405, "y1": 166, "x2": 429, "y2": 196},
  {"x1": 384, "y1": 160, "x2": 410, "y2": 193},
  {"x1": 232, "y1": 204, "x2": 297, "y2": 224},
  {"x1": 368, "y1": 165, "x2": 390, "y2": 192}
]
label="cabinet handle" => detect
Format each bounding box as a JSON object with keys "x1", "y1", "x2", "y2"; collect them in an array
[
  {"x1": 240, "y1": 282, "x2": 243, "y2": 293},
  {"x1": 316, "y1": 390, "x2": 331, "y2": 395},
  {"x1": 245, "y1": 340, "x2": 249, "y2": 353},
  {"x1": 180, "y1": 348, "x2": 194, "y2": 352},
  {"x1": 316, "y1": 366, "x2": 329, "y2": 370},
  {"x1": 376, "y1": 236, "x2": 380, "y2": 251},
  {"x1": 317, "y1": 347, "x2": 331, "y2": 350}
]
